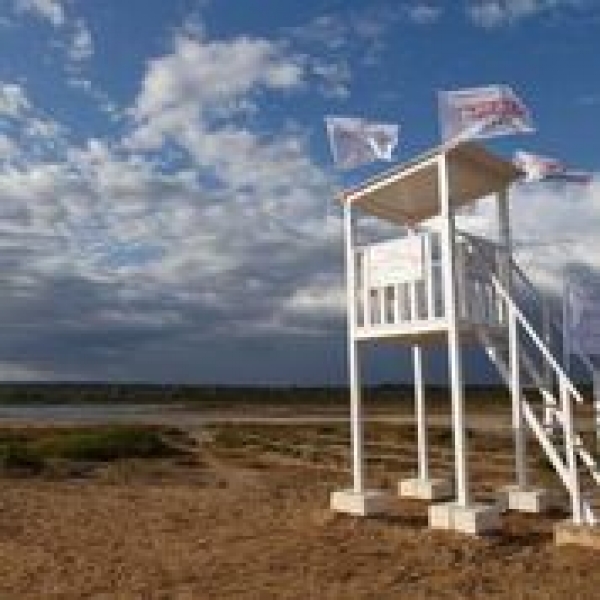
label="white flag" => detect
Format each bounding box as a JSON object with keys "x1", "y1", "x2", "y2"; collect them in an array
[
  {"x1": 514, "y1": 150, "x2": 592, "y2": 184},
  {"x1": 325, "y1": 116, "x2": 399, "y2": 170},
  {"x1": 438, "y1": 85, "x2": 534, "y2": 143}
]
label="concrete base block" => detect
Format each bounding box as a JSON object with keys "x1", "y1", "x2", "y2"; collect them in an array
[
  {"x1": 429, "y1": 501, "x2": 501, "y2": 536},
  {"x1": 398, "y1": 478, "x2": 453, "y2": 501},
  {"x1": 497, "y1": 485, "x2": 554, "y2": 514},
  {"x1": 555, "y1": 520, "x2": 600, "y2": 549},
  {"x1": 330, "y1": 489, "x2": 391, "y2": 517}
]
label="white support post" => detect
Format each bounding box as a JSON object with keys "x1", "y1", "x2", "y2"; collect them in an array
[
  {"x1": 344, "y1": 203, "x2": 364, "y2": 494},
  {"x1": 496, "y1": 188, "x2": 512, "y2": 327},
  {"x1": 509, "y1": 307, "x2": 527, "y2": 488},
  {"x1": 438, "y1": 154, "x2": 469, "y2": 507},
  {"x1": 496, "y1": 189, "x2": 511, "y2": 284},
  {"x1": 561, "y1": 375, "x2": 582, "y2": 524},
  {"x1": 413, "y1": 345, "x2": 429, "y2": 481}
]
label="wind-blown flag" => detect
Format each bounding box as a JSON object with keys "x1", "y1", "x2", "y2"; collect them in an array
[
  {"x1": 325, "y1": 116, "x2": 399, "y2": 170},
  {"x1": 438, "y1": 85, "x2": 535, "y2": 143},
  {"x1": 514, "y1": 150, "x2": 593, "y2": 184}
]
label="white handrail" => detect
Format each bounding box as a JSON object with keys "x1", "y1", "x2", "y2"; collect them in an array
[
  {"x1": 462, "y1": 234, "x2": 585, "y2": 405},
  {"x1": 461, "y1": 229, "x2": 598, "y2": 381}
]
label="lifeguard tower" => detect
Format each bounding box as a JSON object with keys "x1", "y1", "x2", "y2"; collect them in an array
[{"x1": 330, "y1": 140, "x2": 600, "y2": 540}]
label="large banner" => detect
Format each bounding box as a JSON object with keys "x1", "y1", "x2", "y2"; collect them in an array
[
  {"x1": 367, "y1": 235, "x2": 424, "y2": 287},
  {"x1": 325, "y1": 116, "x2": 399, "y2": 170},
  {"x1": 438, "y1": 85, "x2": 534, "y2": 143},
  {"x1": 566, "y1": 279, "x2": 600, "y2": 357}
]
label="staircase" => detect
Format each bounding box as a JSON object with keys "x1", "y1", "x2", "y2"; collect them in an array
[{"x1": 459, "y1": 231, "x2": 600, "y2": 526}]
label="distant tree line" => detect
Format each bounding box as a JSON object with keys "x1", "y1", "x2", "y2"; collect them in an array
[{"x1": 0, "y1": 382, "x2": 551, "y2": 406}]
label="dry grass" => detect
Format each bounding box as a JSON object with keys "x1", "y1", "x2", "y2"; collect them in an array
[{"x1": 0, "y1": 419, "x2": 596, "y2": 599}]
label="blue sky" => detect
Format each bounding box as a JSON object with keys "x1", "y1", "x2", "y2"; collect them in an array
[{"x1": 0, "y1": 0, "x2": 599, "y2": 383}]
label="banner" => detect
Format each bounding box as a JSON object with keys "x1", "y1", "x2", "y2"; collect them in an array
[
  {"x1": 367, "y1": 235, "x2": 424, "y2": 287},
  {"x1": 438, "y1": 85, "x2": 534, "y2": 143},
  {"x1": 514, "y1": 150, "x2": 593, "y2": 184},
  {"x1": 325, "y1": 116, "x2": 399, "y2": 170},
  {"x1": 566, "y1": 279, "x2": 600, "y2": 357}
]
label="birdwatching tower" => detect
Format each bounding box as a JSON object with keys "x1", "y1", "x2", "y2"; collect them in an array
[{"x1": 330, "y1": 139, "x2": 600, "y2": 540}]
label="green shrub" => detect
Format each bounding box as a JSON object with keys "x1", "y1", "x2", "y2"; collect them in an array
[
  {"x1": 0, "y1": 441, "x2": 44, "y2": 473},
  {"x1": 33, "y1": 427, "x2": 181, "y2": 462}
]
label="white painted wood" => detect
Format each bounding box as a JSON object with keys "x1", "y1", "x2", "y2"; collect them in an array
[
  {"x1": 563, "y1": 280, "x2": 572, "y2": 378},
  {"x1": 379, "y1": 287, "x2": 386, "y2": 326},
  {"x1": 341, "y1": 142, "x2": 521, "y2": 226},
  {"x1": 424, "y1": 233, "x2": 435, "y2": 320},
  {"x1": 361, "y1": 250, "x2": 370, "y2": 330},
  {"x1": 561, "y1": 375, "x2": 582, "y2": 524},
  {"x1": 392, "y1": 284, "x2": 400, "y2": 325},
  {"x1": 409, "y1": 277, "x2": 418, "y2": 323},
  {"x1": 344, "y1": 203, "x2": 364, "y2": 494},
  {"x1": 438, "y1": 153, "x2": 469, "y2": 507},
  {"x1": 509, "y1": 307, "x2": 527, "y2": 488},
  {"x1": 542, "y1": 297, "x2": 556, "y2": 431},
  {"x1": 413, "y1": 345, "x2": 429, "y2": 481}
]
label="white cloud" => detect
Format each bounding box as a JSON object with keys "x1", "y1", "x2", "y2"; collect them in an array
[
  {"x1": 459, "y1": 178, "x2": 600, "y2": 294},
  {"x1": 68, "y1": 18, "x2": 93, "y2": 62},
  {"x1": 0, "y1": 25, "x2": 341, "y2": 379},
  {"x1": 0, "y1": 83, "x2": 31, "y2": 117},
  {"x1": 131, "y1": 34, "x2": 304, "y2": 128},
  {"x1": 407, "y1": 3, "x2": 444, "y2": 25},
  {"x1": 0, "y1": 22, "x2": 352, "y2": 380},
  {"x1": 15, "y1": 0, "x2": 65, "y2": 27},
  {"x1": 14, "y1": 0, "x2": 94, "y2": 68},
  {"x1": 0, "y1": 134, "x2": 17, "y2": 159},
  {"x1": 466, "y1": 0, "x2": 590, "y2": 28}
]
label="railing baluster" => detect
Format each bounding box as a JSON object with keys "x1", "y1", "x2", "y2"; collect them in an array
[
  {"x1": 393, "y1": 284, "x2": 400, "y2": 325},
  {"x1": 410, "y1": 279, "x2": 418, "y2": 323},
  {"x1": 379, "y1": 287, "x2": 386, "y2": 325},
  {"x1": 425, "y1": 233, "x2": 435, "y2": 321},
  {"x1": 362, "y1": 250, "x2": 370, "y2": 329},
  {"x1": 562, "y1": 375, "x2": 583, "y2": 524}
]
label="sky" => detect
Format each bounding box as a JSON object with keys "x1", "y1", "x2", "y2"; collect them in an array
[{"x1": 0, "y1": 0, "x2": 599, "y2": 384}]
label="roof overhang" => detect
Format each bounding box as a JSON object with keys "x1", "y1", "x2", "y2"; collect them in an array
[{"x1": 339, "y1": 141, "x2": 522, "y2": 226}]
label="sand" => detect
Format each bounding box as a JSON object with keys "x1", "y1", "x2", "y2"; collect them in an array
[{"x1": 0, "y1": 421, "x2": 598, "y2": 599}]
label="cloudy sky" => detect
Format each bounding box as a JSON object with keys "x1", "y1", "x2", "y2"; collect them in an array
[{"x1": 0, "y1": 0, "x2": 598, "y2": 384}]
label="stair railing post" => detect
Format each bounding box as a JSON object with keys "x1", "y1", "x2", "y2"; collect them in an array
[
  {"x1": 542, "y1": 297, "x2": 556, "y2": 433},
  {"x1": 561, "y1": 374, "x2": 583, "y2": 524},
  {"x1": 509, "y1": 305, "x2": 527, "y2": 488}
]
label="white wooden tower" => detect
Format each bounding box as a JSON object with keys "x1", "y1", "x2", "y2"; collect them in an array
[{"x1": 331, "y1": 140, "x2": 600, "y2": 539}]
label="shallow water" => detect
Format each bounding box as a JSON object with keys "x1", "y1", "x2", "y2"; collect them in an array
[{"x1": 0, "y1": 403, "x2": 187, "y2": 425}]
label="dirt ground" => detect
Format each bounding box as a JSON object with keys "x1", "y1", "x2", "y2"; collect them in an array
[{"x1": 0, "y1": 421, "x2": 599, "y2": 599}]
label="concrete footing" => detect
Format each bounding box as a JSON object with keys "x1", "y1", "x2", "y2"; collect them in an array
[
  {"x1": 429, "y1": 501, "x2": 501, "y2": 536},
  {"x1": 330, "y1": 489, "x2": 390, "y2": 517},
  {"x1": 555, "y1": 520, "x2": 600, "y2": 549},
  {"x1": 398, "y1": 478, "x2": 453, "y2": 501},
  {"x1": 497, "y1": 485, "x2": 555, "y2": 514}
]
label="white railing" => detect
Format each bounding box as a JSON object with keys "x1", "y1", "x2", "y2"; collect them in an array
[
  {"x1": 455, "y1": 232, "x2": 506, "y2": 329},
  {"x1": 465, "y1": 234, "x2": 596, "y2": 525},
  {"x1": 354, "y1": 231, "x2": 443, "y2": 332},
  {"x1": 354, "y1": 230, "x2": 506, "y2": 333}
]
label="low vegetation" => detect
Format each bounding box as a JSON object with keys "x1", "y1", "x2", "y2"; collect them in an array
[{"x1": 0, "y1": 425, "x2": 188, "y2": 474}]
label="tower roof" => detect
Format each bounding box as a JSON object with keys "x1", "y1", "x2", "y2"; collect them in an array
[{"x1": 340, "y1": 140, "x2": 521, "y2": 225}]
